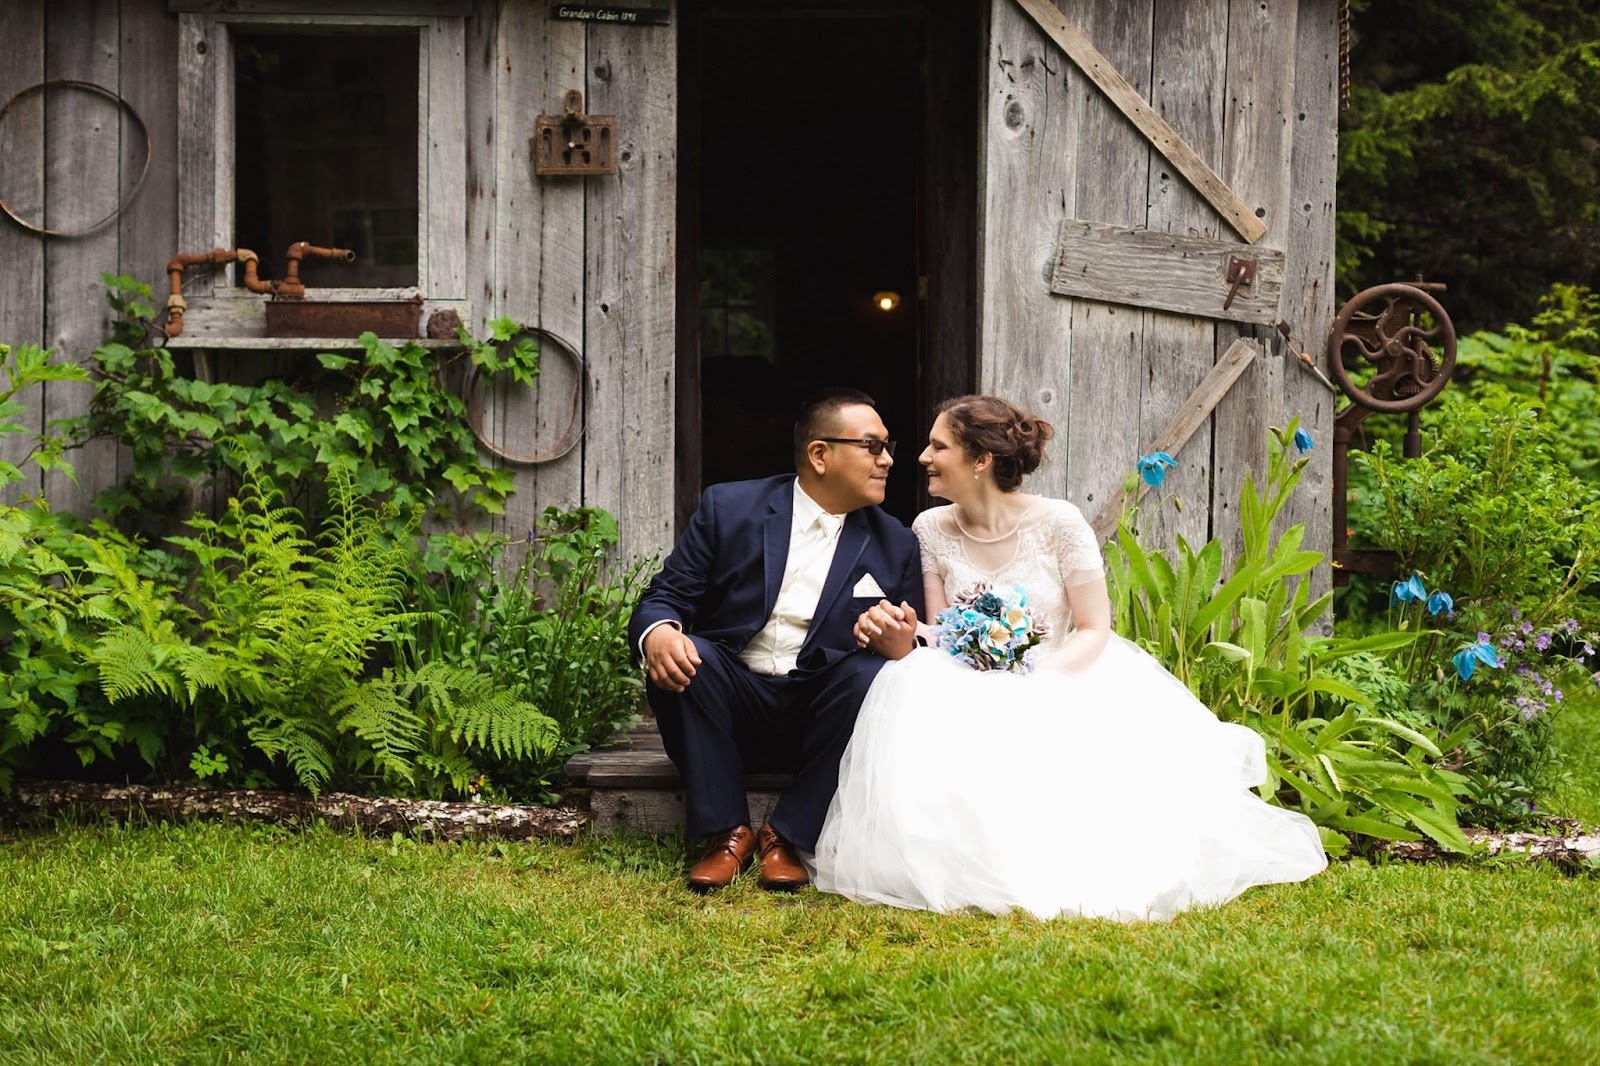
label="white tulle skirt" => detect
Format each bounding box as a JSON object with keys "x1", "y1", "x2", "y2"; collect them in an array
[{"x1": 811, "y1": 636, "x2": 1328, "y2": 921}]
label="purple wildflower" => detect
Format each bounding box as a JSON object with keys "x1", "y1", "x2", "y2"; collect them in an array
[
  {"x1": 1564, "y1": 618, "x2": 1581, "y2": 634},
  {"x1": 1478, "y1": 631, "x2": 1492, "y2": 645},
  {"x1": 1521, "y1": 621, "x2": 1535, "y2": 635},
  {"x1": 1517, "y1": 663, "x2": 1531, "y2": 675},
  {"x1": 1534, "y1": 631, "x2": 1553, "y2": 651}
]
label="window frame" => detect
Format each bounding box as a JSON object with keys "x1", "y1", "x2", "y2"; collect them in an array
[{"x1": 175, "y1": 9, "x2": 467, "y2": 339}]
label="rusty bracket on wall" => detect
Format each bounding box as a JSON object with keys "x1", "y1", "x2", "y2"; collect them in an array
[
  {"x1": 533, "y1": 90, "x2": 617, "y2": 176},
  {"x1": 1222, "y1": 255, "x2": 1256, "y2": 311}
]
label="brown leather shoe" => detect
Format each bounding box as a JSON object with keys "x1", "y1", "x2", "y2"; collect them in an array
[
  {"x1": 687, "y1": 825, "x2": 756, "y2": 893},
  {"x1": 756, "y1": 824, "x2": 809, "y2": 892}
]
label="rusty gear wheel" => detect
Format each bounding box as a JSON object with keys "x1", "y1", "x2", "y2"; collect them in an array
[{"x1": 1327, "y1": 283, "x2": 1457, "y2": 414}]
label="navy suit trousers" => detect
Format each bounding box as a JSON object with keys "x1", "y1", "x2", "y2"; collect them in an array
[{"x1": 648, "y1": 634, "x2": 888, "y2": 851}]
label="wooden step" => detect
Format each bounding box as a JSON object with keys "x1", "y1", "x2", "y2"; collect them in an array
[{"x1": 566, "y1": 719, "x2": 793, "y2": 834}]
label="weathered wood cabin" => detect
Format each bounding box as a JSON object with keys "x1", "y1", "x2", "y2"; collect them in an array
[{"x1": 0, "y1": 0, "x2": 1337, "y2": 586}]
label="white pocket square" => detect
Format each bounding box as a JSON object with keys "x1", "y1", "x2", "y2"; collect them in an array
[{"x1": 852, "y1": 573, "x2": 887, "y2": 599}]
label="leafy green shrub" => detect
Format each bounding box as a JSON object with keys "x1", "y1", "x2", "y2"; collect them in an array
[
  {"x1": 89, "y1": 274, "x2": 533, "y2": 525},
  {"x1": 1354, "y1": 391, "x2": 1600, "y2": 630},
  {"x1": 2, "y1": 344, "x2": 110, "y2": 792},
  {"x1": 1381, "y1": 578, "x2": 1600, "y2": 828},
  {"x1": 1337, "y1": 286, "x2": 1600, "y2": 825},
  {"x1": 396, "y1": 507, "x2": 653, "y2": 800},
  {"x1": 1108, "y1": 422, "x2": 1470, "y2": 856},
  {"x1": 1446, "y1": 284, "x2": 1600, "y2": 484},
  {"x1": 5, "y1": 336, "x2": 651, "y2": 801}
]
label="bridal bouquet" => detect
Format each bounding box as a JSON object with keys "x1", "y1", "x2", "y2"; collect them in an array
[{"x1": 933, "y1": 583, "x2": 1048, "y2": 673}]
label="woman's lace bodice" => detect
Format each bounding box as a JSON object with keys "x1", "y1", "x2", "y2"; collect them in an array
[{"x1": 912, "y1": 498, "x2": 1103, "y2": 646}]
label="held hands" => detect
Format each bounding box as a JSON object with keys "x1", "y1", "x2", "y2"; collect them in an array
[
  {"x1": 643, "y1": 624, "x2": 701, "y2": 693},
  {"x1": 854, "y1": 600, "x2": 920, "y2": 661}
]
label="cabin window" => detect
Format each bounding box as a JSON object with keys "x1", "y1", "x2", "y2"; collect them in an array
[
  {"x1": 174, "y1": 9, "x2": 468, "y2": 339},
  {"x1": 700, "y1": 250, "x2": 776, "y2": 363},
  {"x1": 233, "y1": 31, "x2": 420, "y2": 290}
]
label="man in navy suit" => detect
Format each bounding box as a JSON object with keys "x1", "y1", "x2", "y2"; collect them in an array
[{"x1": 629, "y1": 388, "x2": 924, "y2": 893}]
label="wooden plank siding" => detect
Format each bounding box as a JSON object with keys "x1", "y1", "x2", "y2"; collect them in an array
[
  {"x1": 1139, "y1": 0, "x2": 1230, "y2": 553},
  {"x1": 1060, "y1": 0, "x2": 1151, "y2": 520},
  {"x1": 490, "y1": 2, "x2": 587, "y2": 543},
  {"x1": 978, "y1": 0, "x2": 1079, "y2": 491},
  {"x1": 0, "y1": 3, "x2": 47, "y2": 504},
  {"x1": 1210, "y1": 0, "x2": 1298, "y2": 569},
  {"x1": 426, "y1": 17, "x2": 468, "y2": 303},
  {"x1": 582, "y1": 11, "x2": 677, "y2": 565},
  {"x1": 116, "y1": 0, "x2": 179, "y2": 500},
  {"x1": 42, "y1": 0, "x2": 123, "y2": 517},
  {"x1": 1280, "y1": 0, "x2": 1340, "y2": 623}
]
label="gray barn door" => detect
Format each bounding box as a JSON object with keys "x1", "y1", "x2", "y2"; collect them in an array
[{"x1": 978, "y1": 0, "x2": 1337, "y2": 592}]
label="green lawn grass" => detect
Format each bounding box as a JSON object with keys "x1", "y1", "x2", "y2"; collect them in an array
[
  {"x1": 1553, "y1": 688, "x2": 1600, "y2": 825},
  {"x1": 3, "y1": 818, "x2": 1600, "y2": 1065}
]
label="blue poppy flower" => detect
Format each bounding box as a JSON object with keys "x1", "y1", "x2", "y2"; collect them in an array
[
  {"x1": 1452, "y1": 640, "x2": 1502, "y2": 681},
  {"x1": 1293, "y1": 428, "x2": 1314, "y2": 454},
  {"x1": 1426, "y1": 590, "x2": 1453, "y2": 616},
  {"x1": 1390, "y1": 573, "x2": 1427, "y2": 605},
  {"x1": 1136, "y1": 451, "x2": 1178, "y2": 487}
]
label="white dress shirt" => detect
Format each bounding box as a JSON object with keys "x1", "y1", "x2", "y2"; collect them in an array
[
  {"x1": 738, "y1": 483, "x2": 845, "y2": 675},
  {"x1": 639, "y1": 482, "x2": 846, "y2": 677}
]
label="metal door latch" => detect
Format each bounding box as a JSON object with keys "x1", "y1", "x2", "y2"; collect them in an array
[
  {"x1": 1222, "y1": 255, "x2": 1257, "y2": 310},
  {"x1": 533, "y1": 89, "x2": 617, "y2": 176}
]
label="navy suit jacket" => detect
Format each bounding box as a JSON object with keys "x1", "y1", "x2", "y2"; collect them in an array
[{"x1": 629, "y1": 475, "x2": 925, "y2": 675}]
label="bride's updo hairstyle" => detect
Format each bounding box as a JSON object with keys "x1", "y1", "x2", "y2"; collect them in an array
[{"x1": 937, "y1": 395, "x2": 1054, "y2": 492}]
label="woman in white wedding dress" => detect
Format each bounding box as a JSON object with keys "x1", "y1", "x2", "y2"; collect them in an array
[{"x1": 811, "y1": 395, "x2": 1327, "y2": 921}]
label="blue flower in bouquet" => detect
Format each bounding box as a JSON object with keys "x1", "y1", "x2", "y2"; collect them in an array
[
  {"x1": 1136, "y1": 451, "x2": 1178, "y2": 487},
  {"x1": 1293, "y1": 428, "x2": 1314, "y2": 454},
  {"x1": 1452, "y1": 639, "x2": 1501, "y2": 682},
  {"x1": 971, "y1": 590, "x2": 1005, "y2": 618},
  {"x1": 934, "y1": 583, "x2": 1049, "y2": 673}
]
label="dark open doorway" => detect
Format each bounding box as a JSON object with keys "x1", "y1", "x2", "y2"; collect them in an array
[{"x1": 677, "y1": 1, "x2": 979, "y2": 527}]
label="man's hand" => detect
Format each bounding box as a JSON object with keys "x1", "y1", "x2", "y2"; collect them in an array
[
  {"x1": 643, "y1": 625, "x2": 701, "y2": 693},
  {"x1": 854, "y1": 600, "x2": 920, "y2": 660}
]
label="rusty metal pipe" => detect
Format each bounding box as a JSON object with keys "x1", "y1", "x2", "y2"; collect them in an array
[
  {"x1": 235, "y1": 249, "x2": 273, "y2": 296},
  {"x1": 165, "y1": 248, "x2": 269, "y2": 337},
  {"x1": 276, "y1": 241, "x2": 355, "y2": 300}
]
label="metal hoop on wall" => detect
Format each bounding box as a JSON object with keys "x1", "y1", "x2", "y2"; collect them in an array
[
  {"x1": 0, "y1": 80, "x2": 152, "y2": 239},
  {"x1": 463, "y1": 328, "x2": 586, "y2": 465}
]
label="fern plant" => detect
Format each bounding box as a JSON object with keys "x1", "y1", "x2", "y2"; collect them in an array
[
  {"x1": 166, "y1": 466, "x2": 425, "y2": 791},
  {"x1": 393, "y1": 506, "x2": 652, "y2": 799}
]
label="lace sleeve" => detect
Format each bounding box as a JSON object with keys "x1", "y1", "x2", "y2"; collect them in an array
[
  {"x1": 911, "y1": 509, "x2": 944, "y2": 576},
  {"x1": 1049, "y1": 500, "x2": 1104, "y2": 587}
]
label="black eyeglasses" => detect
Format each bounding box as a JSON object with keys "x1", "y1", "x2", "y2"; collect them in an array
[{"x1": 815, "y1": 437, "x2": 896, "y2": 457}]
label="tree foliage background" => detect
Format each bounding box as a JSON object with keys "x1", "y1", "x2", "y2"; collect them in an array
[{"x1": 1341, "y1": 0, "x2": 1600, "y2": 332}]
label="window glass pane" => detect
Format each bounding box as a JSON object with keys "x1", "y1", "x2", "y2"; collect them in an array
[
  {"x1": 234, "y1": 30, "x2": 419, "y2": 289},
  {"x1": 700, "y1": 250, "x2": 775, "y2": 362}
]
